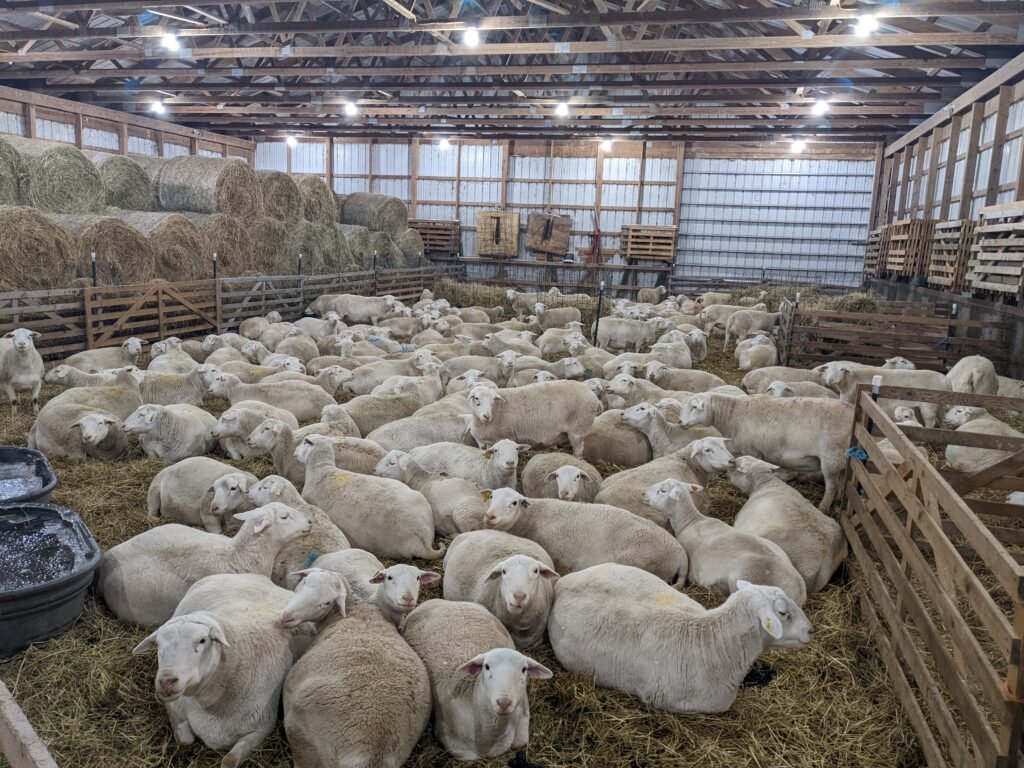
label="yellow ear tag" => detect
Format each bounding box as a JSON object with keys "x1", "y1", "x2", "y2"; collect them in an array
[
  {"x1": 482, "y1": 490, "x2": 493, "y2": 500},
  {"x1": 484, "y1": 451, "x2": 494, "y2": 460}
]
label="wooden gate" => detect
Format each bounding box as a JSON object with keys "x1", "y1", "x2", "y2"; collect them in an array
[
  {"x1": 83, "y1": 280, "x2": 219, "y2": 349},
  {"x1": 0, "y1": 288, "x2": 86, "y2": 359}
]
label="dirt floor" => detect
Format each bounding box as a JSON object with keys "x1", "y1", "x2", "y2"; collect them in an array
[{"x1": 0, "y1": 338, "x2": 923, "y2": 768}]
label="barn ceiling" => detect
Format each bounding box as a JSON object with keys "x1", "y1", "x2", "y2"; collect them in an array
[{"x1": 1, "y1": 0, "x2": 1022, "y2": 143}]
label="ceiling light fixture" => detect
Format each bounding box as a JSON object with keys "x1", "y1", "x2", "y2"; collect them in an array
[
  {"x1": 811, "y1": 99, "x2": 830, "y2": 116},
  {"x1": 854, "y1": 14, "x2": 880, "y2": 36},
  {"x1": 439, "y1": 138, "x2": 451, "y2": 149},
  {"x1": 150, "y1": 100, "x2": 167, "y2": 115},
  {"x1": 286, "y1": 135, "x2": 298, "y2": 148},
  {"x1": 555, "y1": 102, "x2": 569, "y2": 118},
  {"x1": 344, "y1": 101, "x2": 358, "y2": 116},
  {"x1": 463, "y1": 27, "x2": 480, "y2": 47},
  {"x1": 600, "y1": 139, "x2": 613, "y2": 152},
  {"x1": 160, "y1": 33, "x2": 179, "y2": 51},
  {"x1": 790, "y1": 139, "x2": 807, "y2": 153}
]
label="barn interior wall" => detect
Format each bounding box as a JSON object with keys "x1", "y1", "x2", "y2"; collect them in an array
[{"x1": 257, "y1": 137, "x2": 876, "y2": 288}]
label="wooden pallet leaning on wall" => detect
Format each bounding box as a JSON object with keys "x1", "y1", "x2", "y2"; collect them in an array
[
  {"x1": 968, "y1": 202, "x2": 1024, "y2": 300},
  {"x1": 864, "y1": 225, "x2": 890, "y2": 279},
  {"x1": 620, "y1": 225, "x2": 678, "y2": 262},
  {"x1": 476, "y1": 211, "x2": 520, "y2": 258},
  {"x1": 408, "y1": 219, "x2": 460, "y2": 258},
  {"x1": 783, "y1": 303, "x2": 1009, "y2": 371},
  {"x1": 82, "y1": 280, "x2": 220, "y2": 350},
  {"x1": 884, "y1": 218, "x2": 935, "y2": 279},
  {"x1": 844, "y1": 385, "x2": 1024, "y2": 768},
  {"x1": 928, "y1": 219, "x2": 978, "y2": 294}
]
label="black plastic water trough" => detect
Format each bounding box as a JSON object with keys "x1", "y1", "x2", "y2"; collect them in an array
[{"x1": 0, "y1": 446, "x2": 57, "y2": 505}]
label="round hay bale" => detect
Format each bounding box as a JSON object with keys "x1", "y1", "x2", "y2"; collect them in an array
[
  {"x1": 394, "y1": 227, "x2": 425, "y2": 265},
  {"x1": 111, "y1": 211, "x2": 209, "y2": 282},
  {"x1": 44, "y1": 213, "x2": 156, "y2": 285},
  {"x1": 334, "y1": 193, "x2": 350, "y2": 222},
  {"x1": 283, "y1": 220, "x2": 336, "y2": 275},
  {"x1": 368, "y1": 231, "x2": 402, "y2": 270},
  {"x1": 181, "y1": 213, "x2": 252, "y2": 277},
  {"x1": 257, "y1": 171, "x2": 302, "y2": 223},
  {"x1": 0, "y1": 205, "x2": 79, "y2": 289},
  {"x1": 157, "y1": 156, "x2": 263, "y2": 218},
  {"x1": 293, "y1": 175, "x2": 338, "y2": 226},
  {"x1": 324, "y1": 226, "x2": 355, "y2": 273},
  {"x1": 249, "y1": 216, "x2": 287, "y2": 276},
  {"x1": 4, "y1": 136, "x2": 104, "y2": 214},
  {"x1": 0, "y1": 137, "x2": 28, "y2": 206},
  {"x1": 338, "y1": 224, "x2": 371, "y2": 268},
  {"x1": 84, "y1": 152, "x2": 157, "y2": 211},
  {"x1": 339, "y1": 192, "x2": 408, "y2": 237}
]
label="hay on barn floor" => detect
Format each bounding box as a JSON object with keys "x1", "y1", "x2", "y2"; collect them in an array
[
  {"x1": 338, "y1": 192, "x2": 408, "y2": 237},
  {"x1": 257, "y1": 171, "x2": 302, "y2": 223},
  {"x1": 368, "y1": 230, "x2": 402, "y2": 270},
  {"x1": 0, "y1": 205, "x2": 79, "y2": 289},
  {"x1": 4, "y1": 136, "x2": 104, "y2": 214},
  {"x1": 157, "y1": 156, "x2": 263, "y2": 219},
  {"x1": 334, "y1": 192, "x2": 349, "y2": 221},
  {"x1": 338, "y1": 223, "x2": 371, "y2": 268},
  {"x1": 44, "y1": 212, "x2": 156, "y2": 285},
  {"x1": 292, "y1": 175, "x2": 337, "y2": 226},
  {"x1": 249, "y1": 216, "x2": 287, "y2": 276},
  {"x1": 0, "y1": 136, "x2": 28, "y2": 205},
  {"x1": 181, "y1": 212, "x2": 252, "y2": 277},
  {"x1": 394, "y1": 227, "x2": 425, "y2": 265},
  {"x1": 112, "y1": 210, "x2": 210, "y2": 282},
  {"x1": 84, "y1": 151, "x2": 157, "y2": 211},
  {"x1": 282, "y1": 220, "x2": 335, "y2": 275}
]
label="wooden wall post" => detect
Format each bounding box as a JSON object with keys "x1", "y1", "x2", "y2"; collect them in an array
[
  {"x1": 958, "y1": 103, "x2": 985, "y2": 219},
  {"x1": 939, "y1": 114, "x2": 962, "y2": 220},
  {"x1": 868, "y1": 140, "x2": 886, "y2": 228},
  {"x1": 985, "y1": 85, "x2": 1012, "y2": 207}
]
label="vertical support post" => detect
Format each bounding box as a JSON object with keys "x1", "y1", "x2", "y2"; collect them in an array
[
  {"x1": 212, "y1": 252, "x2": 218, "y2": 281},
  {"x1": 90, "y1": 252, "x2": 97, "y2": 288},
  {"x1": 592, "y1": 280, "x2": 605, "y2": 345},
  {"x1": 297, "y1": 254, "x2": 305, "y2": 319}
]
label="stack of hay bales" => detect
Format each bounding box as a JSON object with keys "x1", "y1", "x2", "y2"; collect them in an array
[
  {"x1": 258, "y1": 171, "x2": 302, "y2": 223},
  {"x1": 181, "y1": 213, "x2": 252, "y2": 277},
  {"x1": 0, "y1": 205, "x2": 81, "y2": 289},
  {"x1": 84, "y1": 151, "x2": 157, "y2": 211},
  {"x1": 1, "y1": 136, "x2": 105, "y2": 214},
  {"x1": 155, "y1": 156, "x2": 263, "y2": 219},
  {"x1": 293, "y1": 174, "x2": 338, "y2": 226},
  {"x1": 337, "y1": 192, "x2": 422, "y2": 268},
  {"x1": 111, "y1": 211, "x2": 208, "y2": 282},
  {"x1": 43, "y1": 212, "x2": 156, "y2": 285}
]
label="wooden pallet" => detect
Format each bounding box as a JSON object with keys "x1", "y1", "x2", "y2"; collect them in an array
[
  {"x1": 928, "y1": 219, "x2": 977, "y2": 293},
  {"x1": 408, "y1": 218, "x2": 460, "y2": 258},
  {"x1": 525, "y1": 213, "x2": 572, "y2": 256},
  {"x1": 883, "y1": 218, "x2": 935, "y2": 278},
  {"x1": 968, "y1": 201, "x2": 1024, "y2": 299},
  {"x1": 864, "y1": 225, "x2": 890, "y2": 278},
  {"x1": 476, "y1": 211, "x2": 520, "y2": 258},
  {"x1": 620, "y1": 225, "x2": 677, "y2": 262}
]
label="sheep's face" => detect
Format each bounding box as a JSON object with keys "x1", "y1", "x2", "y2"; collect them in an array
[
  {"x1": 532, "y1": 371, "x2": 557, "y2": 384},
  {"x1": 469, "y1": 386, "x2": 501, "y2": 423},
  {"x1": 281, "y1": 569, "x2": 348, "y2": 627},
  {"x1": 607, "y1": 374, "x2": 635, "y2": 397},
  {"x1": 44, "y1": 365, "x2": 71, "y2": 384},
  {"x1": 485, "y1": 488, "x2": 529, "y2": 529},
  {"x1": 123, "y1": 405, "x2": 160, "y2": 434},
  {"x1": 207, "y1": 373, "x2": 234, "y2": 397},
  {"x1": 240, "y1": 341, "x2": 263, "y2": 362},
  {"x1": 893, "y1": 406, "x2": 920, "y2": 425},
  {"x1": 323, "y1": 311, "x2": 341, "y2": 324},
  {"x1": 644, "y1": 361, "x2": 666, "y2": 382},
  {"x1": 412, "y1": 349, "x2": 435, "y2": 368},
  {"x1": 687, "y1": 329, "x2": 708, "y2": 347},
  {"x1": 246, "y1": 419, "x2": 285, "y2": 451},
  {"x1": 679, "y1": 394, "x2": 712, "y2": 428},
  {"x1": 738, "y1": 581, "x2": 812, "y2": 648},
  {"x1": 211, "y1": 473, "x2": 253, "y2": 518},
  {"x1": 566, "y1": 335, "x2": 589, "y2": 356},
  {"x1": 4, "y1": 327, "x2": 39, "y2": 352},
  {"x1": 211, "y1": 411, "x2": 241, "y2": 439},
  {"x1": 727, "y1": 456, "x2": 780, "y2": 491},
  {"x1": 122, "y1": 337, "x2": 146, "y2": 356},
  {"x1": 247, "y1": 475, "x2": 293, "y2": 506},
  {"x1": 449, "y1": 369, "x2": 482, "y2": 393},
  {"x1": 321, "y1": 404, "x2": 347, "y2": 424},
  {"x1": 621, "y1": 403, "x2": 654, "y2": 429},
  {"x1": 944, "y1": 405, "x2": 986, "y2": 427},
  {"x1": 533, "y1": 302, "x2": 546, "y2": 315},
  {"x1": 685, "y1": 437, "x2": 735, "y2": 474},
  {"x1": 547, "y1": 466, "x2": 592, "y2": 501},
  {"x1": 505, "y1": 289, "x2": 517, "y2": 302},
  {"x1": 266, "y1": 311, "x2": 283, "y2": 324},
  {"x1": 234, "y1": 502, "x2": 310, "y2": 539},
  {"x1": 195, "y1": 364, "x2": 221, "y2": 392},
  {"x1": 882, "y1": 356, "x2": 915, "y2": 369},
  {"x1": 71, "y1": 413, "x2": 119, "y2": 446},
  {"x1": 489, "y1": 554, "x2": 558, "y2": 613},
  {"x1": 321, "y1": 366, "x2": 352, "y2": 389},
  {"x1": 370, "y1": 564, "x2": 439, "y2": 614},
  {"x1": 818, "y1": 362, "x2": 852, "y2": 388},
  {"x1": 584, "y1": 378, "x2": 606, "y2": 399},
  {"x1": 764, "y1": 381, "x2": 795, "y2": 398},
  {"x1": 457, "y1": 647, "x2": 552, "y2": 717},
  {"x1": 133, "y1": 613, "x2": 228, "y2": 701},
  {"x1": 384, "y1": 296, "x2": 397, "y2": 309},
  {"x1": 644, "y1": 478, "x2": 703, "y2": 511},
  {"x1": 276, "y1": 357, "x2": 305, "y2": 373},
  {"x1": 486, "y1": 439, "x2": 529, "y2": 475},
  {"x1": 374, "y1": 450, "x2": 411, "y2": 480},
  {"x1": 201, "y1": 335, "x2": 223, "y2": 353},
  {"x1": 294, "y1": 435, "x2": 333, "y2": 464}
]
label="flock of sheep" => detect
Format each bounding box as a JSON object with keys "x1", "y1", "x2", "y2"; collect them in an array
[{"x1": 1, "y1": 283, "x2": 1021, "y2": 767}]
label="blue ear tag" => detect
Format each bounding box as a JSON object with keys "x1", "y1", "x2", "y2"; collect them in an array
[
  {"x1": 845, "y1": 446, "x2": 868, "y2": 462},
  {"x1": 305, "y1": 552, "x2": 320, "y2": 568}
]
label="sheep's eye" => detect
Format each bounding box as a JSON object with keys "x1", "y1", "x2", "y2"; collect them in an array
[
  {"x1": 779, "y1": 610, "x2": 788, "y2": 618},
  {"x1": 533, "y1": 568, "x2": 539, "y2": 575},
  {"x1": 522, "y1": 667, "x2": 527, "y2": 673},
  {"x1": 484, "y1": 664, "x2": 490, "y2": 671},
  {"x1": 387, "y1": 576, "x2": 393, "y2": 581},
  {"x1": 199, "y1": 638, "x2": 206, "y2": 645},
  {"x1": 501, "y1": 570, "x2": 506, "y2": 575}
]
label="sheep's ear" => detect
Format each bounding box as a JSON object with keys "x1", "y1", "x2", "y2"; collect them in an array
[
  {"x1": 493, "y1": 392, "x2": 505, "y2": 401},
  {"x1": 102, "y1": 416, "x2": 119, "y2": 426},
  {"x1": 483, "y1": 450, "x2": 494, "y2": 460},
  {"x1": 545, "y1": 471, "x2": 559, "y2": 482},
  {"x1": 417, "y1": 570, "x2": 440, "y2": 584},
  {"x1": 525, "y1": 659, "x2": 553, "y2": 679},
  {"x1": 207, "y1": 620, "x2": 231, "y2": 647},
  {"x1": 516, "y1": 443, "x2": 531, "y2": 453},
  {"x1": 687, "y1": 483, "x2": 704, "y2": 494},
  {"x1": 758, "y1": 606, "x2": 784, "y2": 639},
  {"x1": 69, "y1": 419, "x2": 84, "y2": 431},
  {"x1": 736, "y1": 579, "x2": 753, "y2": 590},
  {"x1": 487, "y1": 566, "x2": 503, "y2": 581},
  {"x1": 481, "y1": 489, "x2": 493, "y2": 501},
  {"x1": 288, "y1": 569, "x2": 315, "y2": 585},
  {"x1": 368, "y1": 570, "x2": 386, "y2": 584},
  {"x1": 132, "y1": 630, "x2": 159, "y2": 654},
  {"x1": 538, "y1": 565, "x2": 560, "y2": 580},
  {"x1": 457, "y1": 654, "x2": 488, "y2": 677}
]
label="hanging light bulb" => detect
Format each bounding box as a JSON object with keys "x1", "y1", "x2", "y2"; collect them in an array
[
  {"x1": 600, "y1": 139, "x2": 613, "y2": 152},
  {"x1": 160, "y1": 33, "x2": 179, "y2": 51},
  {"x1": 439, "y1": 138, "x2": 451, "y2": 149},
  {"x1": 790, "y1": 139, "x2": 807, "y2": 153},
  {"x1": 555, "y1": 102, "x2": 569, "y2": 118},
  {"x1": 811, "y1": 99, "x2": 830, "y2": 116},
  {"x1": 344, "y1": 101, "x2": 358, "y2": 116},
  {"x1": 854, "y1": 15, "x2": 880, "y2": 36},
  {"x1": 286, "y1": 135, "x2": 298, "y2": 148},
  {"x1": 150, "y1": 100, "x2": 167, "y2": 115},
  {"x1": 463, "y1": 27, "x2": 480, "y2": 47}
]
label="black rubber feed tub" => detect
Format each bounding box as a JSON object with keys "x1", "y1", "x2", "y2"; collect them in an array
[
  {"x1": 0, "y1": 504, "x2": 102, "y2": 657},
  {"x1": 0, "y1": 446, "x2": 57, "y2": 505}
]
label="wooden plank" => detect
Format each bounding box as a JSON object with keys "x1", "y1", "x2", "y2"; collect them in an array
[{"x1": 0, "y1": 680, "x2": 58, "y2": 768}]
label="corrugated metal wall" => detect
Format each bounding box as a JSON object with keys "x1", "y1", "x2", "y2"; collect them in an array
[{"x1": 679, "y1": 156, "x2": 873, "y2": 287}]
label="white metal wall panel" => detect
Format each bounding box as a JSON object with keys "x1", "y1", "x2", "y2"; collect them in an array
[
  {"x1": 35, "y1": 119, "x2": 74, "y2": 143},
  {"x1": 510, "y1": 156, "x2": 546, "y2": 180},
  {"x1": 604, "y1": 156, "x2": 640, "y2": 181},
  {"x1": 199, "y1": 148, "x2": 221, "y2": 158},
  {"x1": 82, "y1": 127, "x2": 119, "y2": 150},
  {"x1": 372, "y1": 143, "x2": 409, "y2": 176},
  {"x1": 998, "y1": 137, "x2": 1021, "y2": 204},
  {"x1": 678, "y1": 156, "x2": 873, "y2": 286},
  {"x1": 461, "y1": 144, "x2": 502, "y2": 178},
  {"x1": 644, "y1": 157, "x2": 676, "y2": 183},
  {"x1": 291, "y1": 142, "x2": 326, "y2": 174},
  {"x1": 127, "y1": 135, "x2": 158, "y2": 156},
  {"x1": 333, "y1": 177, "x2": 369, "y2": 195},
  {"x1": 334, "y1": 142, "x2": 369, "y2": 175},
  {"x1": 256, "y1": 141, "x2": 288, "y2": 171},
  {"x1": 417, "y1": 179, "x2": 457, "y2": 205},
  {"x1": 0, "y1": 112, "x2": 25, "y2": 136},
  {"x1": 420, "y1": 143, "x2": 457, "y2": 177},
  {"x1": 163, "y1": 142, "x2": 189, "y2": 158},
  {"x1": 372, "y1": 178, "x2": 410, "y2": 201}
]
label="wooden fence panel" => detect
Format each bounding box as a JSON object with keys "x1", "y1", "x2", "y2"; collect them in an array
[
  {"x1": 218, "y1": 275, "x2": 307, "y2": 330},
  {"x1": 83, "y1": 280, "x2": 219, "y2": 349},
  {"x1": 844, "y1": 385, "x2": 1024, "y2": 768},
  {"x1": 0, "y1": 288, "x2": 86, "y2": 360}
]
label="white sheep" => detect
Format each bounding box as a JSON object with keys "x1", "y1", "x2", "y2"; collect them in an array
[
  {"x1": 441, "y1": 352, "x2": 519, "y2": 387},
  {"x1": 146, "y1": 457, "x2": 257, "y2": 532},
  {"x1": 736, "y1": 335, "x2": 778, "y2": 371},
  {"x1": 97, "y1": 502, "x2": 310, "y2": 626},
  {"x1": 521, "y1": 453, "x2": 602, "y2": 502},
  {"x1": 443, "y1": 529, "x2": 559, "y2": 649},
  {"x1": 679, "y1": 393, "x2": 853, "y2": 510},
  {"x1": 341, "y1": 390, "x2": 424, "y2": 436},
  {"x1": 207, "y1": 372, "x2": 335, "y2": 422},
  {"x1": 211, "y1": 400, "x2": 298, "y2": 460},
  {"x1": 763, "y1": 379, "x2": 837, "y2": 399},
  {"x1": 367, "y1": 410, "x2": 476, "y2": 452},
  {"x1": 123, "y1": 403, "x2": 217, "y2": 463},
  {"x1": 1, "y1": 328, "x2": 44, "y2": 415},
  {"x1": 533, "y1": 302, "x2": 583, "y2": 330},
  {"x1": 881, "y1": 356, "x2": 916, "y2": 369},
  {"x1": 343, "y1": 349, "x2": 436, "y2": 395},
  {"x1": 63, "y1": 336, "x2": 146, "y2": 373},
  {"x1": 549, "y1": 564, "x2": 811, "y2": 713},
  {"x1": 819, "y1": 362, "x2": 949, "y2": 427},
  {"x1": 620, "y1": 401, "x2": 712, "y2": 458},
  {"x1": 308, "y1": 293, "x2": 397, "y2": 324},
  {"x1": 595, "y1": 317, "x2": 673, "y2": 352},
  {"x1": 445, "y1": 368, "x2": 496, "y2": 394},
  {"x1": 246, "y1": 475, "x2": 351, "y2": 585},
  {"x1": 723, "y1": 309, "x2": 779, "y2": 349},
  {"x1": 310, "y1": 548, "x2": 439, "y2": 626},
  {"x1": 403, "y1": 599, "x2": 552, "y2": 760},
  {"x1": 133, "y1": 574, "x2": 300, "y2": 768},
  {"x1": 484, "y1": 487, "x2": 688, "y2": 582},
  {"x1": 374, "y1": 450, "x2": 489, "y2": 535},
  {"x1": 246, "y1": 417, "x2": 360, "y2": 487},
  {"x1": 943, "y1": 405, "x2": 1024, "y2": 473},
  {"x1": 946, "y1": 355, "x2": 999, "y2": 395},
  {"x1": 297, "y1": 435, "x2": 444, "y2": 560},
  {"x1": 274, "y1": 333, "x2": 320, "y2": 364},
  {"x1": 643, "y1": 361, "x2": 729, "y2": 392},
  {"x1": 148, "y1": 338, "x2": 200, "y2": 374},
  {"x1": 637, "y1": 286, "x2": 667, "y2": 305},
  {"x1": 261, "y1": 365, "x2": 352, "y2": 395},
  {"x1": 581, "y1": 408, "x2": 653, "y2": 468},
  {"x1": 535, "y1": 328, "x2": 586, "y2": 357},
  {"x1": 698, "y1": 303, "x2": 766, "y2": 335},
  {"x1": 238, "y1": 310, "x2": 283, "y2": 341},
  {"x1": 466, "y1": 381, "x2": 601, "y2": 456},
  {"x1": 293, "y1": 311, "x2": 344, "y2": 340},
  {"x1": 741, "y1": 366, "x2": 824, "y2": 394},
  {"x1": 138, "y1": 365, "x2": 211, "y2": 406},
  {"x1": 481, "y1": 331, "x2": 541, "y2": 358},
  {"x1": 45, "y1": 365, "x2": 123, "y2": 388},
  {"x1": 216, "y1": 361, "x2": 280, "y2": 383},
  {"x1": 409, "y1": 439, "x2": 528, "y2": 490},
  {"x1": 282, "y1": 595, "x2": 430, "y2": 768},
  {"x1": 372, "y1": 363, "x2": 444, "y2": 403}
]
